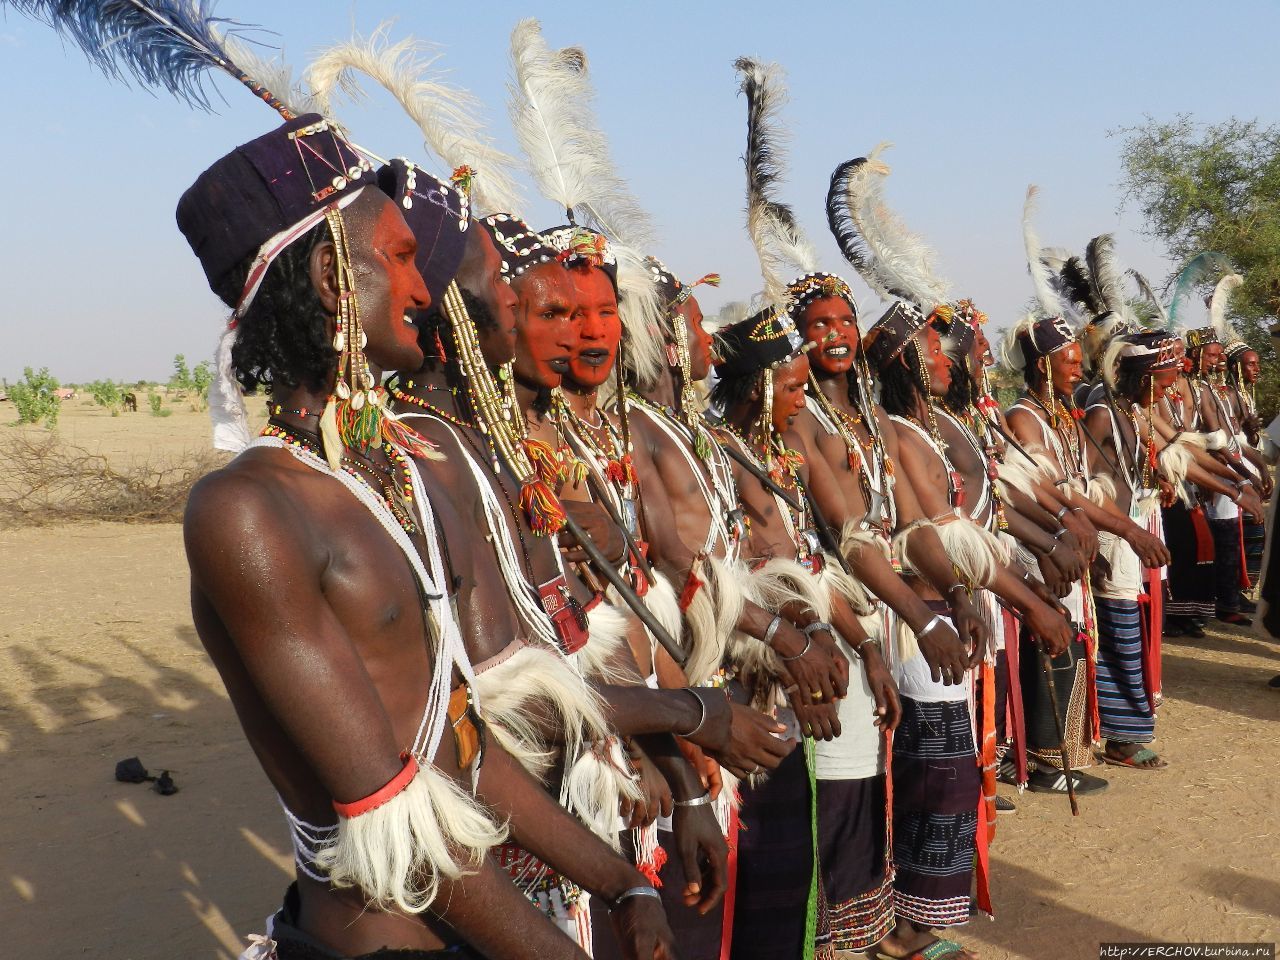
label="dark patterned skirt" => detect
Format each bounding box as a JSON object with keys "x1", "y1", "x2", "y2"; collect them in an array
[
  {"x1": 1210, "y1": 516, "x2": 1246, "y2": 615},
  {"x1": 1163, "y1": 503, "x2": 1215, "y2": 620},
  {"x1": 731, "y1": 744, "x2": 816, "y2": 960},
  {"x1": 1020, "y1": 629, "x2": 1092, "y2": 770},
  {"x1": 890, "y1": 698, "x2": 979, "y2": 929},
  {"x1": 1244, "y1": 518, "x2": 1266, "y2": 587},
  {"x1": 816, "y1": 774, "x2": 893, "y2": 951}
]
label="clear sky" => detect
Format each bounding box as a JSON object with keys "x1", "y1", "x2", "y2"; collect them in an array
[{"x1": 2, "y1": 1, "x2": 1277, "y2": 384}]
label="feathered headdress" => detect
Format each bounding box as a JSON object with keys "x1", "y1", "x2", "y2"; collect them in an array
[
  {"x1": 1209, "y1": 273, "x2": 1244, "y2": 341},
  {"x1": 7, "y1": 0, "x2": 307, "y2": 118},
  {"x1": 1168, "y1": 251, "x2": 1233, "y2": 330},
  {"x1": 1084, "y1": 234, "x2": 1139, "y2": 328},
  {"x1": 305, "y1": 27, "x2": 523, "y2": 217},
  {"x1": 734, "y1": 57, "x2": 819, "y2": 308},
  {"x1": 1129, "y1": 269, "x2": 1169, "y2": 326},
  {"x1": 4, "y1": 2, "x2": 349, "y2": 455},
  {"x1": 508, "y1": 19, "x2": 665, "y2": 388},
  {"x1": 833, "y1": 144, "x2": 950, "y2": 309},
  {"x1": 1022, "y1": 186, "x2": 1066, "y2": 320},
  {"x1": 508, "y1": 19, "x2": 652, "y2": 248}
]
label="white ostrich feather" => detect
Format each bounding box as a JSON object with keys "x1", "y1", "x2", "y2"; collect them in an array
[
  {"x1": 1209, "y1": 273, "x2": 1244, "y2": 340},
  {"x1": 1022, "y1": 185, "x2": 1062, "y2": 319},
  {"x1": 508, "y1": 18, "x2": 654, "y2": 250},
  {"x1": 305, "y1": 27, "x2": 523, "y2": 217}
]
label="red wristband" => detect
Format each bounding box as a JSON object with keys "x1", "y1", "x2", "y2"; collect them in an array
[{"x1": 333, "y1": 753, "x2": 418, "y2": 818}]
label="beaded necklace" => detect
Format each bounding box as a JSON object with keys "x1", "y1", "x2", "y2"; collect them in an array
[
  {"x1": 721, "y1": 421, "x2": 810, "y2": 549},
  {"x1": 1024, "y1": 390, "x2": 1086, "y2": 482},
  {"x1": 261, "y1": 421, "x2": 418, "y2": 534}
]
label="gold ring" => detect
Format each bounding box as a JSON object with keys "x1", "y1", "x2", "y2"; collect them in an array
[{"x1": 810, "y1": 690, "x2": 824, "y2": 702}]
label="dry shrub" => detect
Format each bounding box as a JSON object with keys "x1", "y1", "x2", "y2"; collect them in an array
[{"x1": 0, "y1": 431, "x2": 227, "y2": 525}]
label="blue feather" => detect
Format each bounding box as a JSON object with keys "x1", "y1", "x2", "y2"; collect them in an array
[
  {"x1": 1168, "y1": 251, "x2": 1233, "y2": 328},
  {"x1": 4, "y1": 0, "x2": 284, "y2": 114}
]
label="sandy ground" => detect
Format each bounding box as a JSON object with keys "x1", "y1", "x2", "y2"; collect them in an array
[{"x1": 1, "y1": 402, "x2": 1278, "y2": 958}]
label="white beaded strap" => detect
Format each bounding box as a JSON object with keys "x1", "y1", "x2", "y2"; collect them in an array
[{"x1": 251, "y1": 437, "x2": 477, "y2": 777}]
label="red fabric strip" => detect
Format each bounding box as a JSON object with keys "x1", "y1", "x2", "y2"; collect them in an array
[
  {"x1": 1002, "y1": 607, "x2": 1028, "y2": 786},
  {"x1": 974, "y1": 662, "x2": 996, "y2": 918},
  {"x1": 1190, "y1": 506, "x2": 1215, "y2": 564},
  {"x1": 719, "y1": 801, "x2": 740, "y2": 960}
]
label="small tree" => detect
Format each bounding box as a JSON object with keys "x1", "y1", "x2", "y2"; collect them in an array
[
  {"x1": 170, "y1": 354, "x2": 192, "y2": 396},
  {"x1": 9, "y1": 367, "x2": 61, "y2": 428},
  {"x1": 189, "y1": 360, "x2": 213, "y2": 412},
  {"x1": 88, "y1": 379, "x2": 123, "y2": 416}
]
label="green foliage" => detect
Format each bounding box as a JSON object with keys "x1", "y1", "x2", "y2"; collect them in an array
[
  {"x1": 7, "y1": 367, "x2": 61, "y2": 428},
  {"x1": 1116, "y1": 115, "x2": 1280, "y2": 419},
  {"x1": 87, "y1": 379, "x2": 123, "y2": 416},
  {"x1": 168, "y1": 353, "x2": 211, "y2": 411},
  {"x1": 170, "y1": 354, "x2": 192, "y2": 393},
  {"x1": 147, "y1": 391, "x2": 171, "y2": 418}
]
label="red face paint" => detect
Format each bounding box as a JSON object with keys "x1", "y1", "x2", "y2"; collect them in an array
[
  {"x1": 356, "y1": 193, "x2": 432, "y2": 375},
  {"x1": 799, "y1": 297, "x2": 858, "y2": 376},
  {"x1": 771, "y1": 354, "x2": 810, "y2": 433},
  {"x1": 565, "y1": 265, "x2": 621, "y2": 390},
  {"x1": 511, "y1": 262, "x2": 576, "y2": 389}
]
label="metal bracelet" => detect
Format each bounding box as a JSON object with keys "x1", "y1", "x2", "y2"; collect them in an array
[
  {"x1": 916, "y1": 614, "x2": 946, "y2": 639},
  {"x1": 674, "y1": 792, "x2": 713, "y2": 808},
  {"x1": 609, "y1": 885, "x2": 662, "y2": 911},
  {"x1": 801, "y1": 620, "x2": 833, "y2": 638},
  {"x1": 679, "y1": 688, "x2": 708, "y2": 738},
  {"x1": 778, "y1": 634, "x2": 813, "y2": 662},
  {"x1": 945, "y1": 582, "x2": 968, "y2": 597},
  {"x1": 762, "y1": 614, "x2": 783, "y2": 648}
]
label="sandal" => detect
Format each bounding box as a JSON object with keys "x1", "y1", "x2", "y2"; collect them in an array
[
  {"x1": 1099, "y1": 746, "x2": 1167, "y2": 770},
  {"x1": 878, "y1": 939, "x2": 975, "y2": 960}
]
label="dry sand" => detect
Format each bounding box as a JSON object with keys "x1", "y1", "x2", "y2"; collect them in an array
[{"x1": 1, "y1": 401, "x2": 1277, "y2": 958}]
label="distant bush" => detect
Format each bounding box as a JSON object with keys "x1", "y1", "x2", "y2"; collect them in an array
[
  {"x1": 169, "y1": 354, "x2": 211, "y2": 411},
  {"x1": 148, "y1": 392, "x2": 171, "y2": 418},
  {"x1": 7, "y1": 367, "x2": 61, "y2": 428}
]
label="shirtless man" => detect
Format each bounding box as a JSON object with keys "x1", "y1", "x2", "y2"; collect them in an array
[
  {"x1": 710, "y1": 304, "x2": 897, "y2": 960},
  {"x1": 179, "y1": 116, "x2": 611, "y2": 960},
  {"x1": 786, "y1": 278, "x2": 983, "y2": 956},
  {"x1": 868, "y1": 302, "x2": 1072, "y2": 959},
  {"x1": 1086, "y1": 331, "x2": 1262, "y2": 769}
]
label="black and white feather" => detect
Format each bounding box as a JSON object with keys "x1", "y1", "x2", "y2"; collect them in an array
[
  {"x1": 735, "y1": 56, "x2": 818, "y2": 306},
  {"x1": 842, "y1": 143, "x2": 949, "y2": 308},
  {"x1": 6, "y1": 0, "x2": 303, "y2": 117},
  {"x1": 1128, "y1": 269, "x2": 1169, "y2": 326},
  {"x1": 508, "y1": 18, "x2": 653, "y2": 250},
  {"x1": 1084, "y1": 234, "x2": 1138, "y2": 326}
]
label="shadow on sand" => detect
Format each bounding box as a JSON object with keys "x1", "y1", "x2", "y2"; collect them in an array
[{"x1": 1, "y1": 625, "x2": 286, "y2": 959}]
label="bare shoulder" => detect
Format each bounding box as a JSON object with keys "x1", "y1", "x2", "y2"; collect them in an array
[{"x1": 184, "y1": 449, "x2": 312, "y2": 564}]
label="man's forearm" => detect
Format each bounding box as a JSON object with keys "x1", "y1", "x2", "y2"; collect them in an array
[{"x1": 598, "y1": 685, "x2": 702, "y2": 738}]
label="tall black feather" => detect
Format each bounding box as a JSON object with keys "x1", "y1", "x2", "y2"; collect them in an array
[
  {"x1": 5, "y1": 0, "x2": 293, "y2": 117},
  {"x1": 825, "y1": 157, "x2": 870, "y2": 273},
  {"x1": 1055, "y1": 255, "x2": 1102, "y2": 316}
]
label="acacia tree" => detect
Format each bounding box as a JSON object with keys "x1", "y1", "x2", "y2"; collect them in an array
[{"x1": 1116, "y1": 115, "x2": 1280, "y2": 417}]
